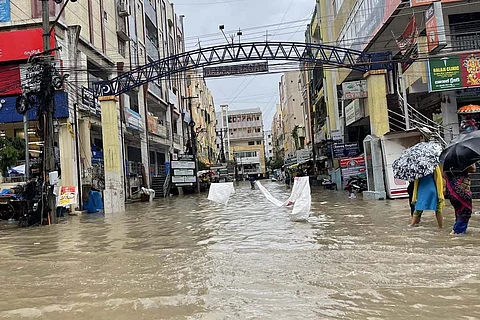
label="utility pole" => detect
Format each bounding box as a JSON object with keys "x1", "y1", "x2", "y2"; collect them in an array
[
  {"x1": 184, "y1": 96, "x2": 200, "y2": 193},
  {"x1": 42, "y1": 0, "x2": 57, "y2": 224}
]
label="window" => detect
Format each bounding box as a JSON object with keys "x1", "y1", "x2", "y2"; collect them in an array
[
  {"x1": 248, "y1": 141, "x2": 255, "y2": 146},
  {"x1": 255, "y1": 128, "x2": 261, "y2": 133},
  {"x1": 118, "y1": 37, "x2": 127, "y2": 57},
  {"x1": 256, "y1": 141, "x2": 262, "y2": 145}
]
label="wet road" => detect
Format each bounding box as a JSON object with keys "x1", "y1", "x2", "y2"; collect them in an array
[{"x1": 0, "y1": 181, "x2": 480, "y2": 319}]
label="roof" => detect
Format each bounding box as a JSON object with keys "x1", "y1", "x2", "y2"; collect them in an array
[{"x1": 226, "y1": 108, "x2": 262, "y2": 116}]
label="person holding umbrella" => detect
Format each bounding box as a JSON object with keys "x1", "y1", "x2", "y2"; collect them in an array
[{"x1": 441, "y1": 131, "x2": 480, "y2": 235}]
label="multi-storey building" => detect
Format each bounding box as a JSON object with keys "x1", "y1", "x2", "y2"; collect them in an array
[
  {"x1": 264, "y1": 130, "x2": 273, "y2": 165},
  {"x1": 216, "y1": 108, "x2": 266, "y2": 178},
  {"x1": 279, "y1": 71, "x2": 308, "y2": 164},
  {"x1": 271, "y1": 104, "x2": 285, "y2": 162},
  {"x1": 187, "y1": 71, "x2": 217, "y2": 166},
  {"x1": 0, "y1": 0, "x2": 189, "y2": 206}
]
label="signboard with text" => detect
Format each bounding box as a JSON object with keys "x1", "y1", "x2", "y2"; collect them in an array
[
  {"x1": 0, "y1": 28, "x2": 55, "y2": 63},
  {"x1": 0, "y1": 0, "x2": 10, "y2": 22},
  {"x1": 425, "y1": 2, "x2": 447, "y2": 53},
  {"x1": 345, "y1": 99, "x2": 364, "y2": 126},
  {"x1": 333, "y1": 143, "x2": 360, "y2": 159},
  {"x1": 342, "y1": 80, "x2": 367, "y2": 99},
  {"x1": 204, "y1": 62, "x2": 268, "y2": 78},
  {"x1": 340, "y1": 157, "x2": 366, "y2": 187},
  {"x1": 410, "y1": 0, "x2": 460, "y2": 7},
  {"x1": 428, "y1": 52, "x2": 480, "y2": 92},
  {"x1": 57, "y1": 186, "x2": 77, "y2": 207}
]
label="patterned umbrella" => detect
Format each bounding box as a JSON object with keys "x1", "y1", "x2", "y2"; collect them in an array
[
  {"x1": 457, "y1": 104, "x2": 480, "y2": 114},
  {"x1": 392, "y1": 142, "x2": 443, "y2": 182}
]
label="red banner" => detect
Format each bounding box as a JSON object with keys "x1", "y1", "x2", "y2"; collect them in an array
[
  {"x1": 0, "y1": 28, "x2": 55, "y2": 63},
  {"x1": 410, "y1": 0, "x2": 461, "y2": 7},
  {"x1": 395, "y1": 16, "x2": 419, "y2": 56},
  {"x1": 340, "y1": 156, "x2": 365, "y2": 168},
  {"x1": 460, "y1": 52, "x2": 480, "y2": 88},
  {"x1": 0, "y1": 64, "x2": 21, "y2": 96}
]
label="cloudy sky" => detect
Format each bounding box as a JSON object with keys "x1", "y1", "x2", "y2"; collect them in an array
[{"x1": 172, "y1": 0, "x2": 314, "y2": 129}]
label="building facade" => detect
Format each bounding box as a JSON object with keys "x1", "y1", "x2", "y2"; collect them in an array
[
  {"x1": 0, "y1": 0, "x2": 193, "y2": 205},
  {"x1": 264, "y1": 129, "x2": 273, "y2": 165},
  {"x1": 216, "y1": 108, "x2": 266, "y2": 178}
]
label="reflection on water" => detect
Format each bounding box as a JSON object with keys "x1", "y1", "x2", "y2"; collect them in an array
[{"x1": 0, "y1": 181, "x2": 479, "y2": 319}]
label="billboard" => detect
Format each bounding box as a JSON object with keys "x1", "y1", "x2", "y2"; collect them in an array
[
  {"x1": 428, "y1": 52, "x2": 480, "y2": 92},
  {"x1": 342, "y1": 80, "x2": 367, "y2": 99},
  {"x1": 0, "y1": 28, "x2": 55, "y2": 63},
  {"x1": 410, "y1": 0, "x2": 461, "y2": 7},
  {"x1": 425, "y1": 2, "x2": 447, "y2": 53},
  {"x1": 204, "y1": 62, "x2": 268, "y2": 78},
  {"x1": 0, "y1": 0, "x2": 10, "y2": 22},
  {"x1": 345, "y1": 99, "x2": 364, "y2": 126}
]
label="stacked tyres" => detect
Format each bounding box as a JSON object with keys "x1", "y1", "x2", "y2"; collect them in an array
[{"x1": 471, "y1": 164, "x2": 480, "y2": 200}]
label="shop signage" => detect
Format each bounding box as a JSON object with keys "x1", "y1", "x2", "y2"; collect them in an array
[
  {"x1": 204, "y1": 62, "x2": 268, "y2": 78},
  {"x1": 410, "y1": 0, "x2": 460, "y2": 7},
  {"x1": 125, "y1": 108, "x2": 143, "y2": 131},
  {"x1": 19, "y1": 63, "x2": 43, "y2": 93},
  {"x1": 171, "y1": 161, "x2": 195, "y2": 169},
  {"x1": 428, "y1": 52, "x2": 480, "y2": 92},
  {"x1": 340, "y1": 156, "x2": 366, "y2": 187},
  {"x1": 333, "y1": 142, "x2": 360, "y2": 158},
  {"x1": 81, "y1": 86, "x2": 101, "y2": 115},
  {"x1": 57, "y1": 186, "x2": 77, "y2": 207},
  {"x1": 337, "y1": 0, "x2": 402, "y2": 51},
  {"x1": 171, "y1": 155, "x2": 196, "y2": 187},
  {"x1": 345, "y1": 99, "x2": 364, "y2": 126},
  {"x1": 331, "y1": 129, "x2": 343, "y2": 143},
  {"x1": 0, "y1": 28, "x2": 55, "y2": 63},
  {"x1": 342, "y1": 80, "x2": 367, "y2": 99},
  {"x1": 147, "y1": 115, "x2": 159, "y2": 134},
  {"x1": 425, "y1": 2, "x2": 447, "y2": 53},
  {"x1": 0, "y1": 0, "x2": 10, "y2": 22},
  {"x1": 296, "y1": 149, "x2": 311, "y2": 163}
]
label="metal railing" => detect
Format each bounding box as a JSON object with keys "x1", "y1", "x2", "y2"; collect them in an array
[
  {"x1": 163, "y1": 172, "x2": 171, "y2": 197},
  {"x1": 451, "y1": 31, "x2": 480, "y2": 52}
]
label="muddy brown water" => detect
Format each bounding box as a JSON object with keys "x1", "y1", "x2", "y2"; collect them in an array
[{"x1": 0, "y1": 181, "x2": 479, "y2": 319}]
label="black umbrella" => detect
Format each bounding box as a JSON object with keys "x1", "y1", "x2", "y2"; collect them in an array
[{"x1": 440, "y1": 131, "x2": 480, "y2": 171}]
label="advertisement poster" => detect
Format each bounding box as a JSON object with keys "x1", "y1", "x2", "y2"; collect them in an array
[
  {"x1": 340, "y1": 157, "x2": 366, "y2": 187},
  {"x1": 0, "y1": 0, "x2": 10, "y2": 22},
  {"x1": 57, "y1": 186, "x2": 77, "y2": 207},
  {"x1": 460, "y1": 52, "x2": 480, "y2": 88},
  {"x1": 342, "y1": 81, "x2": 368, "y2": 100},
  {"x1": 428, "y1": 56, "x2": 462, "y2": 91}
]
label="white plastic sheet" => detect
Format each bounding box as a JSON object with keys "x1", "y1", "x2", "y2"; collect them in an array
[
  {"x1": 256, "y1": 177, "x2": 311, "y2": 221},
  {"x1": 208, "y1": 182, "x2": 235, "y2": 205}
]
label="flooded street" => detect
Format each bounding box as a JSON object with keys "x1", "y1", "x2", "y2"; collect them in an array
[{"x1": 1, "y1": 181, "x2": 480, "y2": 319}]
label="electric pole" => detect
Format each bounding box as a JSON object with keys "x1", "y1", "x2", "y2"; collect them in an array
[{"x1": 42, "y1": 0, "x2": 57, "y2": 224}]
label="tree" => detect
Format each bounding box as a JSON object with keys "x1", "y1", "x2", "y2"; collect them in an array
[{"x1": 0, "y1": 137, "x2": 25, "y2": 176}]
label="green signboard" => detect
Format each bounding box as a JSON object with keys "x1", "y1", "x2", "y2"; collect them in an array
[{"x1": 428, "y1": 56, "x2": 462, "y2": 92}]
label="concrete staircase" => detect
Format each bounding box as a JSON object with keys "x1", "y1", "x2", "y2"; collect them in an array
[
  {"x1": 152, "y1": 176, "x2": 168, "y2": 199},
  {"x1": 471, "y1": 166, "x2": 480, "y2": 200}
]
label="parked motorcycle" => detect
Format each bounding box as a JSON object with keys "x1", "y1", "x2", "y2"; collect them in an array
[
  {"x1": 18, "y1": 179, "x2": 49, "y2": 227},
  {"x1": 344, "y1": 175, "x2": 368, "y2": 194},
  {"x1": 321, "y1": 178, "x2": 337, "y2": 190}
]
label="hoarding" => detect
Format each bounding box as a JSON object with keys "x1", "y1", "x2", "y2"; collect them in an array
[
  {"x1": 0, "y1": 28, "x2": 55, "y2": 62},
  {"x1": 345, "y1": 99, "x2": 364, "y2": 126},
  {"x1": 428, "y1": 52, "x2": 480, "y2": 92},
  {"x1": 333, "y1": 142, "x2": 360, "y2": 158},
  {"x1": 57, "y1": 186, "x2": 77, "y2": 207},
  {"x1": 204, "y1": 62, "x2": 268, "y2": 78},
  {"x1": 342, "y1": 80, "x2": 367, "y2": 99},
  {"x1": 425, "y1": 2, "x2": 447, "y2": 53},
  {"x1": 0, "y1": 0, "x2": 10, "y2": 22},
  {"x1": 340, "y1": 156, "x2": 366, "y2": 187},
  {"x1": 410, "y1": 0, "x2": 461, "y2": 7}
]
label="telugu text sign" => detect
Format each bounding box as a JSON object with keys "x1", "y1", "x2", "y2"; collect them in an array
[
  {"x1": 342, "y1": 80, "x2": 368, "y2": 100},
  {"x1": 204, "y1": 62, "x2": 268, "y2": 78},
  {"x1": 428, "y1": 56, "x2": 462, "y2": 92}
]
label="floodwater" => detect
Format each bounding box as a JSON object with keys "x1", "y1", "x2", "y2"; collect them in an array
[{"x1": 0, "y1": 181, "x2": 480, "y2": 320}]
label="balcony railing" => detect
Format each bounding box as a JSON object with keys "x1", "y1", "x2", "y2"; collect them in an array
[
  {"x1": 145, "y1": 0, "x2": 157, "y2": 27},
  {"x1": 451, "y1": 31, "x2": 480, "y2": 52},
  {"x1": 146, "y1": 37, "x2": 159, "y2": 60}
]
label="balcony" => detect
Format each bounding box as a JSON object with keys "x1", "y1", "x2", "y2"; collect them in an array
[
  {"x1": 451, "y1": 31, "x2": 480, "y2": 52},
  {"x1": 146, "y1": 37, "x2": 159, "y2": 60},
  {"x1": 148, "y1": 81, "x2": 163, "y2": 100},
  {"x1": 145, "y1": 0, "x2": 157, "y2": 27}
]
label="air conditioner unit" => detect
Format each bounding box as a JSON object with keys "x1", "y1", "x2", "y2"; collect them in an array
[{"x1": 118, "y1": 0, "x2": 130, "y2": 17}]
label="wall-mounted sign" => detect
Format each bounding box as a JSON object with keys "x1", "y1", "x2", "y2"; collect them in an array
[
  {"x1": 204, "y1": 62, "x2": 268, "y2": 78},
  {"x1": 333, "y1": 142, "x2": 360, "y2": 159},
  {"x1": 57, "y1": 186, "x2": 77, "y2": 207},
  {"x1": 428, "y1": 52, "x2": 480, "y2": 92},
  {"x1": 125, "y1": 107, "x2": 143, "y2": 131},
  {"x1": 345, "y1": 99, "x2": 365, "y2": 126},
  {"x1": 0, "y1": 28, "x2": 55, "y2": 63},
  {"x1": 340, "y1": 156, "x2": 366, "y2": 187},
  {"x1": 342, "y1": 80, "x2": 367, "y2": 100},
  {"x1": 81, "y1": 86, "x2": 101, "y2": 115},
  {"x1": 425, "y1": 2, "x2": 447, "y2": 53},
  {"x1": 0, "y1": 0, "x2": 10, "y2": 22},
  {"x1": 410, "y1": 0, "x2": 460, "y2": 7}
]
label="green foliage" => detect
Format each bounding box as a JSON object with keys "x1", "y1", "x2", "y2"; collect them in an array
[
  {"x1": 0, "y1": 137, "x2": 25, "y2": 175},
  {"x1": 270, "y1": 158, "x2": 284, "y2": 170}
]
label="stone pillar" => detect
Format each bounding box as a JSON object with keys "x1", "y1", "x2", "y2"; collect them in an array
[
  {"x1": 78, "y1": 119, "x2": 92, "y2": 182},
  {"x1": 138, "y1": 88, "x2": 150, "y2": 187},
  {"x1": 100, "y1": 96, "x2": 125, "y2": 213},
  {"x1": 365, "y1": 70, "x2": 390, "y2": 136},
  {"x1": 441, "y1": 91, "x2": 459, "y2": 141},
  {"x1": 58, "y1": 122, "x2": 76, "y2": 186}
]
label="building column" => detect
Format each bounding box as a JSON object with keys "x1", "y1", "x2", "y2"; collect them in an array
[
  {"x1": 365, "y1": 70, "x2": 390, "y2": 136},
  {"x1": 58, "y1": 122, "x2": 76, "y2": 187},
  {"x1": 441, "y1": 92, "x2": 459, "y2": 141},
  {"x1": 100, "y1": 96, "x2": 125, "y2": 213},
  {"x1": 138, "y1": 88, "x2": 150, "y2": 187}
]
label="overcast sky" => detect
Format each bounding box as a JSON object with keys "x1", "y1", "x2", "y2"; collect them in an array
[{"x1": 172, "y1": 0, "x2": 314, "y2": 129}]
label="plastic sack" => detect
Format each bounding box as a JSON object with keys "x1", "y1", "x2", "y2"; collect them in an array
[
  {"x1": 256, "y1": 177, "x2": 311, "y2": 221},
  {"x1": 208, "y1": 182, "x2": 235, "y2": 205}
]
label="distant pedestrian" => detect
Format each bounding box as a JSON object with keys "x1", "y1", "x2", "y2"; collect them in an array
[
  {"x1": 249, "y1": 176, "x2": 255, "y2": 189},
  {"x1": 445, "y1": 164, "x2": 476, "y2": 235},
  {"x1": 410, "y1": 166, "x2": 444, "y2": 228}
]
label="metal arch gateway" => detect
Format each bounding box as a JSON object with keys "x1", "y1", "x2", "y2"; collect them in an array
[{"x1": 93, "y1": 41, "x2": 392, "y2": 96}]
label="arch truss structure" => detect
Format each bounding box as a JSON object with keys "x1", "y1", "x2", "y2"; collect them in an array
[{"x1": 94, "y1": 41, "x2": 392, "y2": 96}]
